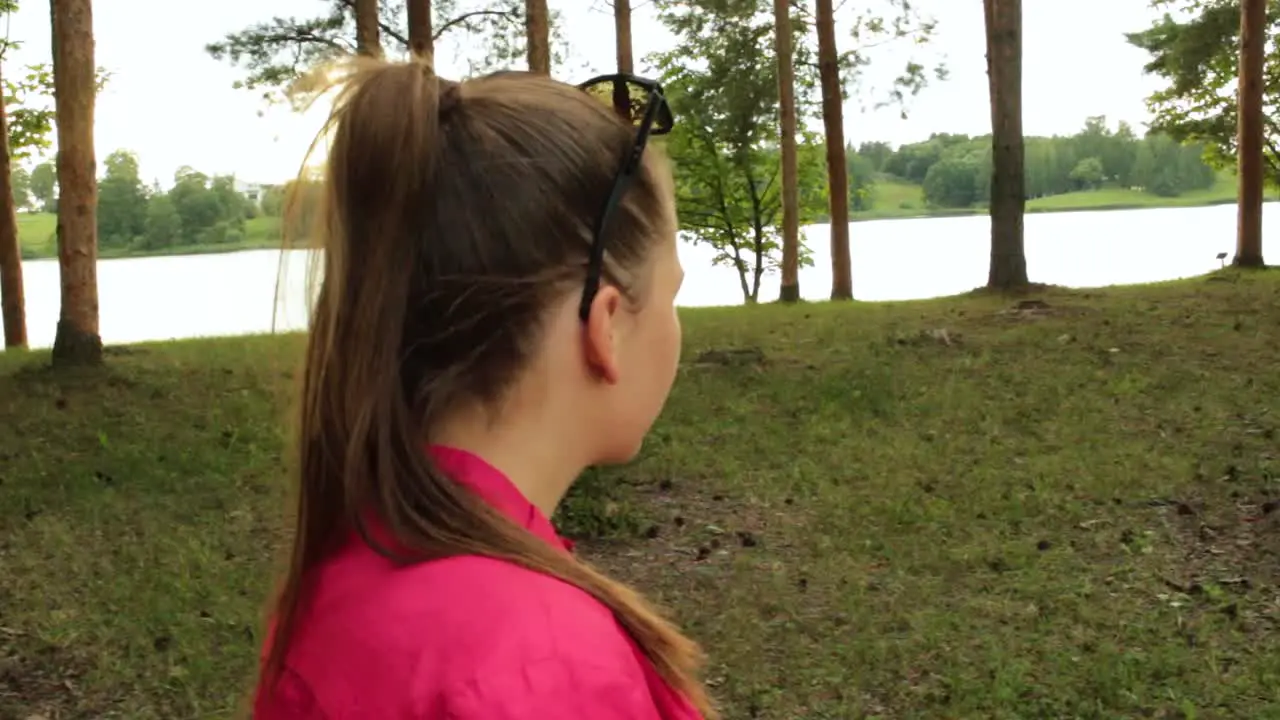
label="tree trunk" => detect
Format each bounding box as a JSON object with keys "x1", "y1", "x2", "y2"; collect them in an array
[
  {"x1": 614, "y1": 0, "x2": 632, "y2": 74},
  {"x1": 407, "y1": 0, "x2": 433, "y2": 62},
  {"x1": 612, "y1": 0, "x2": 633, "y2": 120},
  {"x1": 525, "y1": 0, "x2": 550, "y2": 75},
  {"x1": 1236, "y1": 0, "x2": 1266, "y2": 267},
  {"x1": 815, "y1": 0, "x2": 851, "y2": 300},
  {"x1": 0, "y1": 60, "x2": 27, "y2": 350},
  {"x1": 775, "y1": 0, "x2": 800, "y2": 302},
  {"x1": 984, "y1": 0, "x2": 1029, "y2": 290},
  {"x1": 355, "y1": 0, "x2": 382, "y2": 58},
  {"x1": 51, "y1": 0, "x2": 102, "y2": 366}
]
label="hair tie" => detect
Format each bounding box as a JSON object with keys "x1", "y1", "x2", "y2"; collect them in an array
[{"x1": 438, "y1": 79, "x2": 463, "y2": 117}]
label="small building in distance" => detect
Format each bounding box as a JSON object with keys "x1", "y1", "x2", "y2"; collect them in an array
[{"x1": 233, "y1": 178, "x2": 269, "y2": 207}]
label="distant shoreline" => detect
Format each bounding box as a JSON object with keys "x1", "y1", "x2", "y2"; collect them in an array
[
  {"x1": 849, "y1": 195, "x2": 1261, "y2": 224},
  {"x1": 16, "y1": 193, "x2": 1264, "y2": 262}
]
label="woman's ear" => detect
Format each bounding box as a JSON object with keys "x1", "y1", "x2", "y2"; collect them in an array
[{"x1": 581, "y1": 285, "x2": 624, "y2": 384}]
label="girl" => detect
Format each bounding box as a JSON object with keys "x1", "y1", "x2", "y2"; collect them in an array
[{"x1": 253, "y1": 58, "x2": 714, "y2": 720}]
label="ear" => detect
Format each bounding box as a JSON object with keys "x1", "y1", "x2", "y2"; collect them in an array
[{"x1": 581, "y1": 285, "x2": 625, "y2": 384}]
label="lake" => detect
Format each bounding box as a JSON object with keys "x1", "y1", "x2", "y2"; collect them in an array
[{"x1": 14, "y1": 203, "x2": 1274, "y2": 349}]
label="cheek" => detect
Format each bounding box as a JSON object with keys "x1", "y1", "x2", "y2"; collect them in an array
[
  {"x1": 634, "y1": 307, "x2": 681, "y2": 401},
  {"x1": 668, "y1": 307, "x2": 683, "y2": 367},
  {"x1": 651, "y1": 305, "x2": 680, "y2": 375}
]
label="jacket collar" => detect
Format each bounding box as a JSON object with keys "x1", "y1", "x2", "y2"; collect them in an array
[{"x1": 428, "y1": 445, "x2": 575, "y2": 553}]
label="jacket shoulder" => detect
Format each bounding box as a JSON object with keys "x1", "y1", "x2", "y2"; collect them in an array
[{"x1": 274, "y1": 554, "x2": 649, "y2": 717}]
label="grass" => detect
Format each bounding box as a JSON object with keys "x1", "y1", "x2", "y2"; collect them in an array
[
  {"x1": 853, "y1": 174, "x2": 1270, "y2": 222},
  {"x1": 3, "y1": 270, "x2": 1280, "y2": 718},
  {"x1": 1027, "y1": 175, "x2": 1252, "y2": 212},
  {"x1": 16, "y1": 214, "x2": 281, "y2": 261}
]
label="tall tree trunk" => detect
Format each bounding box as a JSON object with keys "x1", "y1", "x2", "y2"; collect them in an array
[
  {"x1": 51, "y1": 0, "x2": 102, "y2": 366},
  {"x1": 614, "y1": 0, "x2": 632, "y2": 74},
  {"x1": 984, "y1": 0, "x2": 1028, "y2": 290},
  {"x1": 407, "y1": 0, "x2": 433, "y2": 62},
  {"x1": 815, "y1": 0, "x2": 851, "y2": 300},
  {"x1": 525, "y1": 0, "x2": 550, "y2": 75},
  {"x1": 775, "y1": 0, "x2": 800, "y2": 302},
  {"x1": 612, "y1": 0, "x2": 633, "y2": 120},
  {"x1": 355, "y1": 0, "x2": 382, "y2": 58},
  {"x1": 1236, "y1": 0, "x2": 1266, "y2": 267},
  {"x1": 0, "y1": 60, "x2": 27, "y2": 350}
]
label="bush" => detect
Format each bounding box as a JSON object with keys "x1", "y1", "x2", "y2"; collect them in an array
[{"x1": 197, "y1": 221, "x2": 230, "y2": 246}]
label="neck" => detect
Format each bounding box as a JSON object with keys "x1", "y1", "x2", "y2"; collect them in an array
[{"x1": 434, "y1": 412, "x2": 582, "y2": 518}]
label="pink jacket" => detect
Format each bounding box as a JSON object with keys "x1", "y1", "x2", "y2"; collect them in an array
[{"x1": 253, "y1": 446, "x2": 703, "y2": 720}]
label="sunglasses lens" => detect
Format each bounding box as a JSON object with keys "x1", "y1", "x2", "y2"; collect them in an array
[{"x1": 581, "y1": 76, "x2": 674, "y2": 135}]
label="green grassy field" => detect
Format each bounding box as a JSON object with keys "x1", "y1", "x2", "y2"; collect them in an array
[
  {"x1": 16, "y1": 214, "x2": 281, "y2": 260},
  {"x1": 2, "y1": 270, "x2": 1278, "y2": 718},
  {"x1": 854, "y1": 174, "x2": 1264, "y2": 221}
]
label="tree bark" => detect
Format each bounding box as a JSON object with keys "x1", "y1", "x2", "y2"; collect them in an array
[
  {"x1": 1236, "y1": 0, "x2": 1266, "y2": 267},
  {"x1": 614, "y1": 0, "x2": 632, "y2": 74},
  {"x1": 355, "y1": 0, "x2": 382, "y2": 58},
  {"x1": 775, "y1": 0, "x2": 800, "y2": 302},
  {"x1": 525, "y1": 0, "x2": 550, "y2": 75},
  {"x1": 407, "y1": 0, "x2": 433, "y2": 62},
  {"x1": 815, "y1": 0, "x2": 851, "y2": 300},
  {"x1": 984, "y1": 0, "x2": 1029, "y2": 290},
  {"x1": 0, "y1": 60, "x2": 27, "y2": 350},
  {"x1": 51, "y1": 0, "x2": 102, "y2": 365},
  {"x1": 612, "y1": 0, "x2": 633, "y2": 120}
]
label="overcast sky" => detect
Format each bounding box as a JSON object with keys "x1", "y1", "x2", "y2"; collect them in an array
[{"x1": 2, "y1": 0, "x2": 1170, "y2": 186}]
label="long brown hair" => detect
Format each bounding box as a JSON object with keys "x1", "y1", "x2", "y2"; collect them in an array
[{"x1": 261, "y1": 58, "x2": 714, "y2": 717}]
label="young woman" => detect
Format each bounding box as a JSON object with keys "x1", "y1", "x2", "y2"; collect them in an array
[{"x1": 252, "y1": 58, "x2": 714, "y2": 719}]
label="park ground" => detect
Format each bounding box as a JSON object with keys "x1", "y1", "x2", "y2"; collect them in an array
[
  {"x1": 13, "y1": 173, "x2": 1267, "y2": 261},
  {"x1": 2, "y1": 270, "x2": 1279, "y2": 718}
]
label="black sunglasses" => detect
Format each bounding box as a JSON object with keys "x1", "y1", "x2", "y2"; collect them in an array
[{"x1": 575, "y1": 73, "x2": 675, "y2": 321}]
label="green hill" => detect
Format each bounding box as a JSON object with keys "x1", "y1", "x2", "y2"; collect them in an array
[{"x1": 853, "y1": 173, "x2": 1256, "y2": 222}]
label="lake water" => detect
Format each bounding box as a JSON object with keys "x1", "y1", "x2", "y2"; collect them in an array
[{"x1": 14, "y1": 203, "x2": 1274, "y2": 349}]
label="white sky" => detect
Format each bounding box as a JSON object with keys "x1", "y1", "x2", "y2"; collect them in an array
[{"x1": 2, "y1": 0, "x2": 1169, "y2": 187}]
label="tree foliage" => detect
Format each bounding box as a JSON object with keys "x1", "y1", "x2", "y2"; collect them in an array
[
  {"x1": 29, "y1": 161, "x2": 54, "y2": 212},
  {"x1": 207, "y1": 0, "x2": 567, "y2": 105},
  {"x1": 650, "y1": 0, "x2": 939, "y2": 301},
  {"x1": 98, "y1": 150, "x2": 148, "y2": 246},
  {"x1": 8, "y1": 165, "x2": 28, "y2": 208},
  {"x1": 792, "y1": 0, "x2": 947, "y2": 116},
  {"x1": 652, "y1": 0, "x2": 828, "y2": 303},
  {"x1": 94, "y1": 152, "x2": 257, "y2": 251},
  {"x1": 1127, "y1": 0, "x2": 1280, "y2": 183},
  {"x1": 2, "y1": 0, "x2": 110, "y2": 162},
  {"x1": 869, "y1": 117, "x2": 1218, "y2": 208},
  {"x1": 2, "y1": 63, "x2": 55, "y2": 161}
]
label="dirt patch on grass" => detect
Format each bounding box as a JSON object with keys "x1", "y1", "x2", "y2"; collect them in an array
[
  {"x1": 0, "y1": 629, "x2": 100, "y2": 720},
  {"x1": 688, "y1": 347, "x2": 767, "y2": 368},
  {"x1": 584, "y1": 475, "x2": 814, "y2": 581},
  {"x1": 1156, "y1": 478, "x2": 1280, "y2": 595},
  {"x1": 995, "y1": 298, "x2": 1098, "y2": 321}
]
